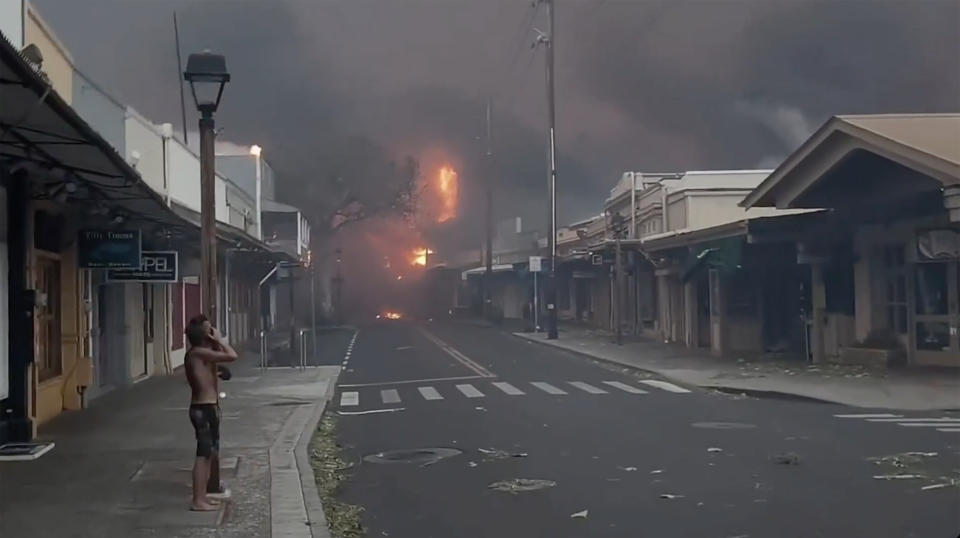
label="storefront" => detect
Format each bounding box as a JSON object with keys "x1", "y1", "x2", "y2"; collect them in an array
[{"x1": 743, "y1": 114, "x2": 960, "y2": 367}]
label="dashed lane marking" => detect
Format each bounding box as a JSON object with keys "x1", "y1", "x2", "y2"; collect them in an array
[
  {"x1": 381, "y1": 389, "x2": 401, "y2": 404},
  {"x1": 417, "y1": 386, "x2": 443, "y2": 401},
  {"x1": 568, "y1": 381, "x2": 607, "y2": 394},
  {"x1": 531, "y1": 382, "x2": 567, "y2": 395},
  {"x1": 491, "y1": 382, "x2": 525, "y2": 395},
  {"x1": 340, "y1": 391, "x2": 359, "y2": 407},
  {"x1": 603, "y1": 381, "x2": 648, "y2": 394},
  {"x1": 639, "y1": 379, "x2": 691, "y2": 393},
  {"x1": 455, "y1": 384, "x2": 485, "y2": 398},
  {"x1": 834, "y1": 414, "x2": 903, "y2": 418}
]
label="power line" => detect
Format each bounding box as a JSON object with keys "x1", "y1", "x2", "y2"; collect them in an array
[{"x1": 490, "y1": 1, "x2": 540, "y2": 102}]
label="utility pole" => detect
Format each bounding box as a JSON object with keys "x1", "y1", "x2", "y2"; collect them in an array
[
  {"x1": 611, "y1": 213, "x2": 626, "y2": 346},
  {"x1": 543, "y1": 0, "x2": 559, "y2": 339},
  {"x1": 484, "y1": 99, "x2": 494, "y2": 320}
]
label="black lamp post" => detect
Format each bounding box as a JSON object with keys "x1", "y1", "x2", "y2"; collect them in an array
[{"x1": 183, "y1": 51, "x2": 229, "y2": 325}]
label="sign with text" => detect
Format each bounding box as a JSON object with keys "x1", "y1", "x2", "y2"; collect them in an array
[
  {"x1": 107, "y1": 251, "x2": 178, "y2": 282},
  {"x1": 529, "y1": 256, "x2": 542, "y2": 272},
  {"x1": 78, "y1": 230, "x2": 141, "y2": 268}
]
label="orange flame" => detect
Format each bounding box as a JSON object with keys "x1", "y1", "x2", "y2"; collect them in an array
[
  {"x1": 436, "y1": 166, "x2": 458, "y2": 223},
  {"x1": 411, "y1": 247, "x2": 435, "y2": 266}
]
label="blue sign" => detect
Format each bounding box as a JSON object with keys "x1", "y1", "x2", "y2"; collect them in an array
[{"x1": 78, "y1": 230, "x2": 141, "y2": 269}]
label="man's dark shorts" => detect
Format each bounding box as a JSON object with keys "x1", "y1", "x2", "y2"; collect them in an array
[{"x1": 189, "y1": 403, "x2": 220, "y2": 458}]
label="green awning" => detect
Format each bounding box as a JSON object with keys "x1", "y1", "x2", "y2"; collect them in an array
[{"x1": 679, "y1": 237, "x2": 743, "y2": 283}]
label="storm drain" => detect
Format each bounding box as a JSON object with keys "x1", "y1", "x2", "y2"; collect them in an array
[
  {"x1": 691, "y1": 422, "x2": 757, "y2": 429},
  {"x1": 363, "y1": 448, "x2": 462, "y2": 465}
]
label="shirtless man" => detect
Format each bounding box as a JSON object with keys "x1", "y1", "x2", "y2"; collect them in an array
[{"x1": 184, "y1": 320, "x2": 237, "y2": 511}]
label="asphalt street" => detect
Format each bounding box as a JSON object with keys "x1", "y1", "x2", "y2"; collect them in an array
[{"x1": 330, "y1": 320, "x2": 960, "y2": 538}]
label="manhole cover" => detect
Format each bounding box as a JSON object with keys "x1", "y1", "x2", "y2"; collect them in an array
[
  {"x1": 691, "y1": 422, "x2": 756, "y2": 429},
  {"x1": 363, "y1": 448, "x2": 462, "y2": 465}
]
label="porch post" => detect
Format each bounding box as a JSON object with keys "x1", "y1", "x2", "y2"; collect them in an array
[{"x1": 810, "y1": 262, "x2": 827, "y2": 363}]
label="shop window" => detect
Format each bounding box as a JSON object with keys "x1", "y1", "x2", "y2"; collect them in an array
[
  {"x1": 882, "y1": 245, "x2": 909, "y2": 334},
  {"x1": 35, "y1": 255, "x2": 62, "y2": 381}
]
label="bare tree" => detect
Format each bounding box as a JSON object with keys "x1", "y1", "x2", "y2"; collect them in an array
[{"x1": 276, "y1": 135, "x2": 420, "y2": 244}]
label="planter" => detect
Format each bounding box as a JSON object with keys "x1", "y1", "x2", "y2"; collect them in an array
[{"x1": 839, "y1": 347, "x2": 907, "y2": 368}]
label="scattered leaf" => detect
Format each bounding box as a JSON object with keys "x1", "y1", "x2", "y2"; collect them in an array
[
  {"x1": 488, "y1": 478, "x2": 557, "y2": 494},
  {"x1": 772, "y1": 452, "x2": 801, "y2": 465}
]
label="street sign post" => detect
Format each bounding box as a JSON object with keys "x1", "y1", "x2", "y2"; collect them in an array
[
  {"x1": 107, "y1": 251, "x2": 178, "y2": 282},
  {"x1": 529, "y1": 256, "x2": 542, "y2": 331}
]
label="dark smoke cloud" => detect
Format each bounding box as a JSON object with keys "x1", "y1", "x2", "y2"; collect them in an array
[{"x1": 33, "y1": 0, "x2": 960, "y2": 238}]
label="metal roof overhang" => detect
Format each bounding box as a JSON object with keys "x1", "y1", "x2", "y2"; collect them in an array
[
  {"x1": 170, "y1": 201, "x2": 294, "y2": 263},
  {"x1": 0, "y1": 35, "x2": 193, "y2": 233},
  {"x1": 742, "y1": 115, "x2": 960, "y2": 210}
]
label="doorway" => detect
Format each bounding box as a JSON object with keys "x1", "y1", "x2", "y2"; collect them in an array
[{"x1": 913, "y1": 260, "x2": 960, "y2": 365}]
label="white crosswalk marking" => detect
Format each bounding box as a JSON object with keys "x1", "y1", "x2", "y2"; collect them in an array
[
  {"x1": 602, "y1": 381, "x2": 648, "y2": 394},
  {"x1": 639, "y1": 379, "x2": 691, "y2": 393},
  {"x1": 834, "y1": 413, "x2": 902, "y2": 418},
  {"x1": 456, "y1": 384, "x2": 485, "y2": 398},
  {"x1": 340, "y1": 391, "x2": 359, "y2": 407},
  {"x1": 418, "y1": 386, "x2": 443, "y2": 400},
  {"x1": 868, "y1": 417, "x2": 960, "y2": 422},
  {"x1": 568, "y1": 381, "x2": 607, "y2": 394},
  {"x1": 898, "y1": 423, "x2": 960, "y2": 427},
  {"x1": 491, "y1": 382, "x2": 524, "y2": 395},
  {"x1": 531, "y1": 382, "x2": 567, "y2": 395},
  {"x1": 381, "y1": 389, "x2": 401, "y2": 404}
]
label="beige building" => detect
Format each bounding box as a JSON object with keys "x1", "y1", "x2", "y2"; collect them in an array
[{"x1": 743, "y1": 114, "x2": 960, "y2": 367}]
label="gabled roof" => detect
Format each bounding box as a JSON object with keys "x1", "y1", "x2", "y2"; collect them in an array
[{"x1": 742, "y1": 114, "x2": 960, "y2": 209}]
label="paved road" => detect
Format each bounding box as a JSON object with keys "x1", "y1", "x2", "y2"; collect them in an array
[{"x1": 331, "y1": 320, "x2": 960, "y2": 538}]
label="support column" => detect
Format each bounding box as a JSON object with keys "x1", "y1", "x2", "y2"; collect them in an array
[{"x1": 810, "y1": 262, "x2": 827, "y2": 363}]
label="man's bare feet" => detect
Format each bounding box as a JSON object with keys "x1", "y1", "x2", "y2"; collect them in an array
[{"x1": 190, "y1": 499, "x2": 220, "y2": 511}]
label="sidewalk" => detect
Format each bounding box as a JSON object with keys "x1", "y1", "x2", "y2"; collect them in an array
[
  {"x1": 515, "y1": 327, "x2": 960, "y2": 411},
  {"x1": 0, "y1": 358, "x2": 339, "y2": 538}
]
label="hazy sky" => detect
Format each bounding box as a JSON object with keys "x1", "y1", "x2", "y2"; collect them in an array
[{"x1": 33, "y1": 0, "x2": 960, "y2": 241}]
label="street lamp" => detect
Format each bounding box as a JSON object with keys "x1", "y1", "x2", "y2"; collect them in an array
[{"x1": 184, "y1": 50, "x2": 229, "y2": 323}]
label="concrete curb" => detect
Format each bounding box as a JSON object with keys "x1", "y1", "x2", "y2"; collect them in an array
[
  {"x1": 296, "y1": 396, "x2": 332, "y2": 538},
  {"x1": 512, "y1": 332, "x2": 960, "y2": 411},
  {"x1": 269, "y1": 373, "x2": 338, "y2": 538}
]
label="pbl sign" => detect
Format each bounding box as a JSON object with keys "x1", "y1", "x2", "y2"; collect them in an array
[
  {"x1": 107, "y1": 251, "x2": 178, "y2": 282},
  {"x1": 529, "y1": 256, "x2": 542, "y2": 272},
  {"x1": 79, "y1": 230, "x2": 141, "y2": 268}
]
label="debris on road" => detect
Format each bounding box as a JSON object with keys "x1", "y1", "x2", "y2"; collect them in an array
[
  {"x1": 395, "y1": 346, "x2": 414, "y2": 350},
  {"x1": 873, "y1": 474, "x2": 924, "y2": 480},
  {"x1": 478, "y1": 448, "x2": 528, "y2": 460},
  {"x1": 902, "y1": 452, "x2": 938, "y2": 457},
  {"x1": 468, "y1": 461, "x2": 478, "y2": 468},
  {"x1": 337, "y1": 408, "x2": 405, "y2": 416},
  {"x1": 650, "y1": 469, "x2": 664, "y2": 474},
  {"x1": 659, "y1": 493, "x2": 685, "y2": 499},
  {"x1": 488, "y1": 478, "x2": 557, "y2": 494},
  {"x1": 570, "y1": 510, "x2": 589, "y2": 519},
  {"x1": 772, "y1": 452, "x2": 801, "y2": 465},
  {"x1": 921, "y1": 481, "x2": 958, "y2": 491},
  {"x1": 707, "y1": 447, "x2": 723, "y2": 453},
  {"x1": 619, "y1": 466, "x2": 638, "y2": 472},
  {"x1": 474, "y1": 406, "x2": 487, "y2": 412}
]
